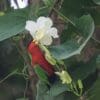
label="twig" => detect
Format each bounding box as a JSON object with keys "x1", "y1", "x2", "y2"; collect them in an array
[
  {"x1": 19, "y1": 38, "x2": 37, "y2": 100},
  {"x1": 0, "y1": 70, "x2": 18, "y2": 84},
  {"x1": 49, "y1": 0, "x2": 64, "y2": 16}
]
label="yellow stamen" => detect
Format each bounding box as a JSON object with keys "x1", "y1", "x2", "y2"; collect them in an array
[
  {"x1": 32, "y1": 39, "x2": 39, "y2": 44},
  {"x1": 35, "y1": 29, "x2": 45, "y2": 41}
]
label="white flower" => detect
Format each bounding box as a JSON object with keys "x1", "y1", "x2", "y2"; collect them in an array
[
  {"x1": 10, "y1": 0, "x2": 18, "y2": 9},
  {"x1": 25, "y1": 16, "x2": 59, "y2": 45},
  {"x1": 10, "y1": 0, "x2": 28, "y2": 9}
]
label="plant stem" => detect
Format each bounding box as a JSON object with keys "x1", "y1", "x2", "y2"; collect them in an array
[
  {"x1": 19, "y1": 38, "x2": 37, "y2": 100},
  {"x1": 0, "y1": 70, "x2": 18, "y2": 84},
  {"x1": 53, "y1": 8, "x2": 75, "y2": 26}
]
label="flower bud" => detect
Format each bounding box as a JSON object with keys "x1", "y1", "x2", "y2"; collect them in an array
[
  {"x1": 78, "y1": 80, "x2": 83, "y2": 89},
  {"x1": 55, "y1": 70, "x2": 72, "y2": 84}
]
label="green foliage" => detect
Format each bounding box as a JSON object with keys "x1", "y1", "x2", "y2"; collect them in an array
[
  {"x1": 0, "y1": 0, "x2": 99, "y2": 100},
  {"x1": 42, "y1": 0, "x2": 54, "y2": 7},
  {"x1": 91, "y1": 11, "x2": 100, "y2": 25},
  {"x1": 49, "y1": 81, "x2": 71, "y2": 96},
  {"x1": 0, "y1": 8, "x2": 29, "y2": 41},
  {"x1": 87, "y1": 78, "x2": 100, "y2": 100},
  {"x1": 96, "y1": 55, "x2": 100, "y2": 69},
  {"x1": 93, "y1": 0, "x2": 100, "y2": 5},
  {"x1": 36, "y1": 81, "x2": 48, "y2": 100},
  {"x1": 34, "y1": 65, "x2": 49, "y2": 84},
  {"x1": 49, "y1": 15, "x2": 94, "y2": 60},
  {"x1": 16, "y1": 98, "x2": 28, "y2": 100},
  {"x1": 71, "y1": 56, "x2": 97, "y2": 80},
  {"x1": 60, "y1": 0, "x2": 83, "y2": 21},
  {"x1": 36, "y1": 81, "x2": 78, "y2": 100}
]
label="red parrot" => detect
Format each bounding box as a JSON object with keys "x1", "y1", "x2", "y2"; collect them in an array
[{"x1": 27, "y1": 41, "x2": 54, "y2": 76}]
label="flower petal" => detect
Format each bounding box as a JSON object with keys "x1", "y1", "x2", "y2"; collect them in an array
[
  {"x1": 17, "y1": 0, "x2": 28, "y2": 9},
  {"x1": 47, "y1": 27, "x2": 59, "y2": 38},
  {"x1": 37, "y1": 16, "x2": 46, "y2": 23},
  {"x1": 10, "y1": 0, "x2": 18, "y2": 9},
  {"x1": 37, "y1": 16, "x2": 53, "y2": 29},
  {"x1": 34, "y1": 30, "x2": 44, "y2": 41},
  {"x1": 40, "y1": 35, "x2": 53, "y2": 46},
  {"x1": 25, "y1": 20, "x2": 37, "y2": 37},
  {"x1": 55, "y1": 72, "x2": 60, "y2": 75}
]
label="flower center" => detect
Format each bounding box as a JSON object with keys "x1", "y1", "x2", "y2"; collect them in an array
[{"x1": 35, "y1": 29, "x2": 45, "y2": 41}]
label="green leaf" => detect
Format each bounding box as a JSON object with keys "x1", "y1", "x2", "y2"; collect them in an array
[
  {"x1": 16, "y1": 98, "x2": 28, "y2": 100},
  {"x1": 91, "y1": 11, "x2": 100, "y2": 25},
  {"x1": 36, "y1": 80, "x2": 78, "y2": 100},
  {"x1": 60, "y1": 0, "x2": 83, "y2": 22},
  {"x1": 96, "y1": 55, "x2": 100, "y2": 69},
  {"x1": 93, "y1": 0, "x2": 100, "y2": 5},
  {"x1": 75, "y1": 15, "x2": 94, "y2": 38},
  {"x1": 42, "y1": 0, "x2": 54, "y2": 7},
  {"x1": 71, "y1": 56, "x2": 97, "y2": 80},
  {"x1": 87, "y1": 78, "x2": 100, "y2": 100},
  {"x1": 36, "y1": 81, "x2": 78, "y2": 100},
  {"x1": 49, "y1": 40, "x2": 79, "y2": 60},
  {"x1": 49, "y1": 81, "x2": 70, "y2": 96},
  {"x1": 0, "y1": 8, "x2": 29, "y2": 41},
  {"x1": 44, "y1": 92, "x2": 78, "y2": 100},
  {"x1": 36, "y1": 81, "x2": 48, "y2": 100},
  {"x1": 49, "y1": 15, "x2": 95, "y2": 60}
]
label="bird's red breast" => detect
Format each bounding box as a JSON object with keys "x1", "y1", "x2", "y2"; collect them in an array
[{"x1": 28, "y1": 41, "x2": 54, "y2": 76}]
